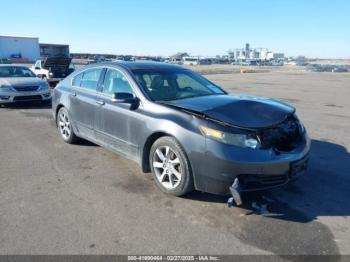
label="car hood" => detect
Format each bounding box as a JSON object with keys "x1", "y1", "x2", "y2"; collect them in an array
[
  {"x1": 163, "y1": 94, "x2": 295, "y2": 129},
  {"x1": 0, "y1": 77, "x2": 45, "y2": 87},
  {"x1": 43, "y1": 56, "x2": 72, "y2": 70}
]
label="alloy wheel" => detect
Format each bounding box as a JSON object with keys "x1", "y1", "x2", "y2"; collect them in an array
[
  {"x1": 58, "y1": 109, "x2": 71, "y2": 140},
  {"x1": 152, "y1": 146, "x2": 182, "y2": 190}
]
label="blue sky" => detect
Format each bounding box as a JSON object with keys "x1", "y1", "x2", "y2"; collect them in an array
[{"x1": 1, "y1": 0, "x2": 349, "y2": 58}]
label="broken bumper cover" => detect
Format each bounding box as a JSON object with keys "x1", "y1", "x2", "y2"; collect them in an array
[{"x1": 192, "y1": 132, "x2": 311, "y2": 195}]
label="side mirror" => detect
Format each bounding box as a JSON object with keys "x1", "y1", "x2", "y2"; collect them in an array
[{"x1": 111, "y1": 92, "x2": 136, "y2": 104}]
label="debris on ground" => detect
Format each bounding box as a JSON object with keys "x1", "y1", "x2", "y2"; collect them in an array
[
  {"x1": 227, "y1": 197, "x2": 235, "y2": 208},
  {"x1": 228, "y1": 178, "x2": 242, "y2": 207},
  {"x1": 252, "y1": 202, "x2": 269, "y2": 215}
]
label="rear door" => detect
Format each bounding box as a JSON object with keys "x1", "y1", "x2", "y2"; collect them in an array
[{"x1": 69, "y1": 67, "x2": 104, "y2": 140}]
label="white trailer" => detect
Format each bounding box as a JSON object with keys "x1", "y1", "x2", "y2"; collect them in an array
[
  {"x1": 0, "y1": 35, "x2": 40, "y2": 61},
  {"x1": 182, "y1": 57, "x2": 200, "y2": 65},
  {"x1": 40, "y1": 43, "x2": 70, "y2": 58}
]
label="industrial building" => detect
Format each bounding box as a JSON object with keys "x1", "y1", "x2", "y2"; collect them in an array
[
  {"x1": 0, "y1": 35, "x2": 70, "y2": 62},
  {"x1": 230, "y1": 43, "x2": 284, "y2": 62},
  {"x1": 0, "y1": 35, "x2": 40, "y2": 62}
]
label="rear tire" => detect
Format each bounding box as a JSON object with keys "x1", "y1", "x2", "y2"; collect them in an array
[
  {"x1": 57, "y1": 107, "x2": 79, "y2": 144},
  {"x1": 150, "y1": 136, "x2": 194, "y2": 196}
]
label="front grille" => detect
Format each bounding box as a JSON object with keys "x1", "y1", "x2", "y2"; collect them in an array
[
  {"x1": 290, "y1": 155, "x2": 309, "y2": 179},
  {"x1": 14, "y1": 95, "x2": 42, "y2": 101},
  {"x1": 239, "y1": 174, "x2": 288, "y2": 191},
  {"x1": 258, "y1": 115, "x2": 303, "y2": 152},
  {"x1": 13, "y1": 86, "x2": 39, "y2": 92}
]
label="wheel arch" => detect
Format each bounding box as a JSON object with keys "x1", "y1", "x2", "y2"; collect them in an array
[
  {"x1": 55, "y1": 104, "x2": 66, "y2": 127},
  {"x1": 142, "y1": 131, "x2": 188, "y2": 173}
]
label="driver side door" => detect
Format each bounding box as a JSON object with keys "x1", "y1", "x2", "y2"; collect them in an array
[{"x1": 94, "y1": 68, "x2": 141, "y2": 161}]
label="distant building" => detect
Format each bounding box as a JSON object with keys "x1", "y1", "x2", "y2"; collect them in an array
[
  {"x1": 245, "y1": 43, "x2": 250, "y2": 59},
  {"x1": 170, "y1": 52, "x2": 189, "y2": 63},
  {"x1": 231, "y1": 43, "x2": 284, "y2": 62},
  {"x1": 273, "y1": 53, "x2": 285, "y2": 60},
  {"x1": 0, "y1": 35, "x2": 40, "y2": 61}
]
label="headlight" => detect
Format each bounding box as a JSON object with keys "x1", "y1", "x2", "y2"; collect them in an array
[
  {"x1": 39, "y1": 82, "x2": 49, "y2": 90},
  {"x1": 0, "y1": 84, "x2": 13, "y2": 91},
  {"x1": 199, "y1": 125, "x2": 260, "y2": 149},
  {"x1": 293, "y1": 113, "x2": 306, "y2": 134}
]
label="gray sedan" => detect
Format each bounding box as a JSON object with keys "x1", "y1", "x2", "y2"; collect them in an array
[
  {"x1": 0, "y1": 64, "x2": 51, "y2": 104},
  {"x1": 52, "y1": 62, "x2": 310, "y2": 203}
]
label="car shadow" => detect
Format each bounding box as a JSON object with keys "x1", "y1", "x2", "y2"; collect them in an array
[
  {"x1": 185, "y1": 139, "x2": 350, "y2": 223},
  {"x1": 75, "y1": 139, "x2": 99, "y2": 147}
]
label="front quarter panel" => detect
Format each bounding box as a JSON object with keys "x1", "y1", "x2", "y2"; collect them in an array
[
  {"x1": 136, "y1": 101, "x2": 207, "y2": 186},
  {"x1": 52, "y1": 78, "x2": 74, "y2": 122}
]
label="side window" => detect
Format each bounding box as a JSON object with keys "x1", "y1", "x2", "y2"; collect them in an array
[
  {"x1": 72, "y1": 72, "x2": 83, "y2": 86},
  {"x1": 80, "y1": 68, "x2": 103, "y2": 90},
  {"x1": 102, "y1": 69, "x2": 133, "y2": 95}
]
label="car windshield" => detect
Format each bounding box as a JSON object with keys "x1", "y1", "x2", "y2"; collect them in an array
[
  {"x1": 132, "y1": 69, "x2": 225, "y2": 101},
  {"x1": 0, "y1": 66, "x2": 36, "y2": 78}
]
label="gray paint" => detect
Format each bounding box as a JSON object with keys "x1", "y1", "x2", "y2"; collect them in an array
[{"x1": 52, "y1": 61, "x2": 310, "y2": 195}]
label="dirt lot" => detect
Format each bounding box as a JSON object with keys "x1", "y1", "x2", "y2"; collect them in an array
[{"x1": 0, "y1": 66, "x2": 350, "y2": 256}]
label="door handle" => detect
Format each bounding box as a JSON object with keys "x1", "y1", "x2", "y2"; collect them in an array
[
  {"x1": 70, "y1": 92, "x2": 77, "y2": 97},
  {"x1": 96, "y1": 100, "x2": 105, "y2": 106}
]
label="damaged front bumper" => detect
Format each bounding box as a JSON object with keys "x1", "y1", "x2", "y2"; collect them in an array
[
  {"x1": 191, "y1": 132, "x2": 311, "y2": 196},
  {"x1": 227, "y1": 154, "x2": 309, "y2": 206}
]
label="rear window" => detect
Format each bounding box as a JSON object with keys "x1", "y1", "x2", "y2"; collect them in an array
[{"x1": 72, "y1": 68, "x2": 103, "y2": 90}]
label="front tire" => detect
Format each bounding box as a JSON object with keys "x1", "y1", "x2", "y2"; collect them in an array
[
  {"x1": 57, "y1": 107, "x2": 78, "y2": 144},
  {"x1": 150, "y1": 136, "x2": 194, "y2": 196}
]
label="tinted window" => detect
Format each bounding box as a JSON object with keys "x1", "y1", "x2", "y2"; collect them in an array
[
  {"x1": 132, "y1": 69, "x2": 224, "y2": 101},
  {"x1": 77, "y1": 68, "x2": 103, "y2": 90},
  {"x1": 72, "y1": 72, "x2": 83, "y2": 86},
  {"x1": 102, "y1": 69, "x2": 133, "y2": 95}
]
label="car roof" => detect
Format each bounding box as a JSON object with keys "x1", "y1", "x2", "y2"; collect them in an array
[{"x1": 101, "y1": 61, "x2": 185, "y2": 71}]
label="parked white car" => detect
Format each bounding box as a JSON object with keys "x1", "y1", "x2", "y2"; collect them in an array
[{"x1": 31, "y1": 56, "x2": 74, "y2": 87}]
